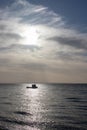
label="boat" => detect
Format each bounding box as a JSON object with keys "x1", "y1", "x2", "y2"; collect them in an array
[
  {"x1": 26, "y1": 84, "x2": 38, "y2": 89},
  {"x1": 26, "y1": 86, "x2": 31, "y2": 88},
  {"x1": 32, "y1": 84, "x2": 38, "y2": 88}
]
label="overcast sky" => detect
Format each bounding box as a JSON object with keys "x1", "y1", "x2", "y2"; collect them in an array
[{"x1": 0, "y1": 0, "x2": 87, "y2": 83}]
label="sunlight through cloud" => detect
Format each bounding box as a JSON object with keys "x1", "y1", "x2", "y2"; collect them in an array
[
  {"x1": 0, "y1": 0, "x2": 87, "y2": 83},
  {"x1": 21, "y1": 26, "x2": 39, "y2": 46}
]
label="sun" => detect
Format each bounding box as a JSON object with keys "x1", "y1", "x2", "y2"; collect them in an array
[{"x1": 22, "y1": 27, "x2": 39, "y2": 45}]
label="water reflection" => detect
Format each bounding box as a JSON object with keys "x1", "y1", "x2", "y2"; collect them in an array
[
  {"x1": 0, "y1": 84, "x2": 87, "y2": 130},
  {"x1": 23, "y1": 84, "x2": 43, "y2": 122}
]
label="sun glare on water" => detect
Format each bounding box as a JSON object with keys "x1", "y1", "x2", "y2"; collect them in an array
[{"x1": 22, "y1": 27, "x2": 39, "y2": 46}]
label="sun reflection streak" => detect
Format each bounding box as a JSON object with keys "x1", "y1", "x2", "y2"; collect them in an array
[{"x1": 24, "y1": 84, "x2": 43, "y2": 121}]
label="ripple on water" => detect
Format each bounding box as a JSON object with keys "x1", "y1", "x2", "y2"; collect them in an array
[
  {"x1": 0, "y1": 102, "x2": 12, "y2": 105},
  {"x1": 66, "y1": 97, "x2": 82, "y2": 102},
  {"x1": 0, "y1": 115, "x2": 86, "y2": 130},
  {"x1": 14, "y1": 111, "x2": 32, "y2": 116},
  {"x1": 0, "y1": 126, "x2": 9, "y2": 130}
]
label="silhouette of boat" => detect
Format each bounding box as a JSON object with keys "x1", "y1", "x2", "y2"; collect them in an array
[
  {"x1": 32, "y1": 84, "x2": 38, "y2": 88},
  {"x1": 26, "y1": 84, "x2": 38, "y2": 89},
  {"x1": 26, "y1": 86, "x2": 31, "y2": 88}
]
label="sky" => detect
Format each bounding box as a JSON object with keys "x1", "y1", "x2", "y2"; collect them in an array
[{"x1": 0, "y1": 0, "x2": 87, "y2": 83}]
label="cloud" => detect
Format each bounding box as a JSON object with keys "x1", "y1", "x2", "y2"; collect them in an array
[
  {"x1": 0, "y1": 32, "x2": 22, "y2": 43},
  {"x1": 0, "y1": 0, "x2": 87, "y2": 82},
  {"x1": 47, "y1": 36, "x2": 87, "y2": 50},
  {"x1": 11, "y1": 0, "x2": 63, "y2": 26},
  {"x1": 21, "y1": 62, "x2": 47, "y2": 71},
  {"x1": 0, "y1": 32, "x2": 22, "y2": 39},
  {"x1": 0, "y1": 24, "x2": 7, "y2": 30},
  {"x1": 0, "y1": 58, "x2": 10, "y2": 66},
  {"x1": 0, "y1": 44, "x2": 41, "y2": 53}
]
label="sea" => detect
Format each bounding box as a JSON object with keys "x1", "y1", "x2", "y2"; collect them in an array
[{"x1": 0, "y1": 84, "x2": 87, "y2": 130}]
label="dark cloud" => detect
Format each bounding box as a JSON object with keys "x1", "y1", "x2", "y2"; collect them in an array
[
  {"x1": 47, "y1": 36, "x2": 87, "y2": 50},
  {"x1": 0, "y1": 44, "x2": 41, "y2": 52},
  {"x1": 56, "y1": 51, "x2": 87, "y2": 62},
  {"x1": 0, "y1": 32, "x2": 22, "y2": 40},
  {"x1": 0, "y1": 24, "x2": 7, "y2": 30},
  {"x1": 47, "y1": 36, "x2": 87, "y2": 62},
  {"x1": 57, "y1": 51, "x2": 74, "y2": 61}
]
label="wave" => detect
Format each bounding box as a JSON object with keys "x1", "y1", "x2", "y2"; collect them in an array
[
  {"x1": 65, "y1": 97, "x2": 84, "y2": 103},
  {"x1": 0, "y1": 115, "x2": 86, "y2": 130},
  {"x1": 0, "y1": 125, "x2": 9, "y2": 130},
  {"x1": 0, "y1": 102, "x2": 12, "y2": 105},
  {"x1": 14, "y1": 111, "x2": 32, "y2": 116}
]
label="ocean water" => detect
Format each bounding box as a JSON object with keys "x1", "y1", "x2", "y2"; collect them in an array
[{"x1": 0, "y1": 84, "x2": 87, "y2": 130}]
